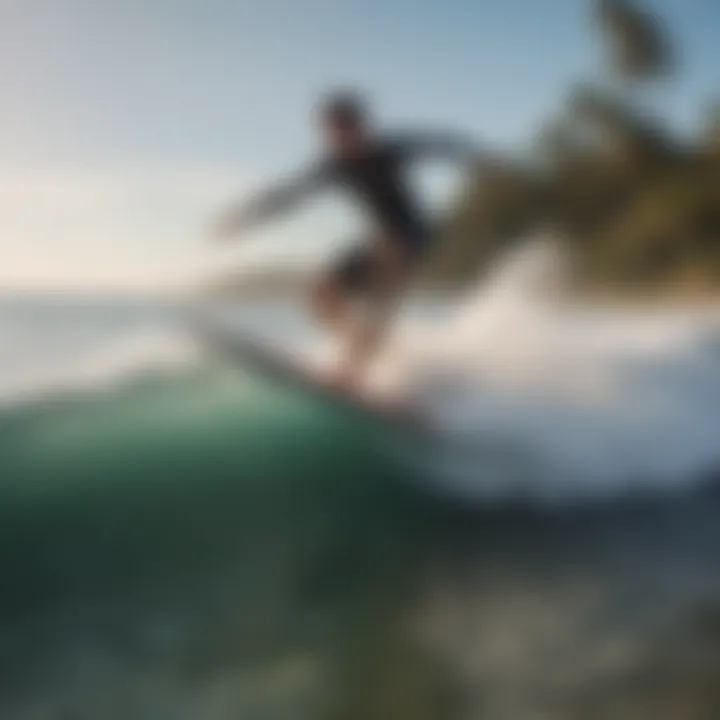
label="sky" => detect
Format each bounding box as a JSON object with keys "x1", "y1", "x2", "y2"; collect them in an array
[{"x1": 1, "y1": 0, "x2": 718, "y2": 292}]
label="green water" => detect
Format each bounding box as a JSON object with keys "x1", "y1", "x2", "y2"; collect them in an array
[
  {"x1": 1, "y1": 371, "x2": 420, "y2": 594},
  {"x1": 4, "y1": 368, "x2": 720, "y2": 719},
  {"x1": 0, "y1": 369, "x2": 457, "y2": 718}
]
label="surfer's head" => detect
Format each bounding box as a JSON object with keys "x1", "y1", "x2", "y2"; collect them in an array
[{"x1": 318, "y1": 91, "x2": 370, "y2": 156}]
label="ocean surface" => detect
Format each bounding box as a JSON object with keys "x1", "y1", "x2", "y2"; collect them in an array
[{"x1": 3, "y1": 245, "x2": 720, "y2": 719}]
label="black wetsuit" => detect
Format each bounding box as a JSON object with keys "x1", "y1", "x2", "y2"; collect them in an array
[{"x1": 239, "y1": 133, "x2": 477, "y2": 291}]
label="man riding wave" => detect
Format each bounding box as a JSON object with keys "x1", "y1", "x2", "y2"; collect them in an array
[{"x1": 215, "y1": 92, "x2": 482, "y2": 394}]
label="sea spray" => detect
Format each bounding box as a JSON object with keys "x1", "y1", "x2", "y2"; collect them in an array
[{"x1": 371, "y1": 238, "x2": 720, "y2": 499}]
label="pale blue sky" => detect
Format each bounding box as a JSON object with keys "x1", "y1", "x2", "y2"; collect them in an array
[{"x1": 1, "y1": 0, "x2": 718, "y2": 290}]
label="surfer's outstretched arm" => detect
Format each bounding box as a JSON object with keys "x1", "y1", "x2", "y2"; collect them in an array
[
  {"x1": 214, "y1": 161, "x2": 330, "y2": 240},
  {"x1": 397, "y1": 131, "x2": 488, "y2": 169}
]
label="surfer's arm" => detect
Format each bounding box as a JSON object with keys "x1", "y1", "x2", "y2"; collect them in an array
[
  {"x1": 397, "y1": 131, "x2": 488, "y2": 169},
  {"x1": 213, "y1": 161, "x2": 330, "y2": 240}
]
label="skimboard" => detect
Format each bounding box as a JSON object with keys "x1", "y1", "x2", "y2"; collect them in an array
[{"x1": 193, "y1": 320, "x2": 431, "y2": 436}]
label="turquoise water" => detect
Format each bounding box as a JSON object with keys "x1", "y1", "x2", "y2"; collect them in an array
[
  {"x1": 0, "y1": 336, "x2": 442, "y2": 717},
  {"x1": 3, "y1": 291, "x2": 720, "y2": 718},
  {"x1": 0, "y1": 367, "x2": 414, "y2": 601}
]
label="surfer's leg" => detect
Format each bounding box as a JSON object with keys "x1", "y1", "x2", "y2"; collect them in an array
[
  {"x1": 311, "y1": 243, "x2": 376, "y2": 331},
  {"x1": 338, "y1": 243, "x2": 412, "y2": 387},
  {"x1": 312, "y1": 238, "x2": 422, "y2": 391},
  {"x1": 311, "y1": 274, "x2": 349, "y2": 333}
]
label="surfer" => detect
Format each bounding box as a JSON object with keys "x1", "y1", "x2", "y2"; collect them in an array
[{"x1": 214, "y1": 92, "x2": 482, "y2": 393}]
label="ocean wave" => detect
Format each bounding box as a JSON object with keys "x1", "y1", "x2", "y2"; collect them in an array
[
  {"x1": 0, "y1": 326, "x2": 201, "y2": 408},
  {"x1": 2, "y1": 239, "x2": 720, "y2": 502}
]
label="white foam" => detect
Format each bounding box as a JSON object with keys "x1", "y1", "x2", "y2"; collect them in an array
[{"x1": 372, "y1": 237, "x2": 720, "y2": 500}]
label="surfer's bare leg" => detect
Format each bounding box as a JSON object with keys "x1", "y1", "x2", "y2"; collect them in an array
[
  {"x1": 310, "y1": 243, "x2": 412, "y2": 391},
  {"x1": 337, "y1": 245, "x2": 411, "y2": 389},
  {"x1": 311, "y1": 275, "x2": 351, "y2": 334},
  {"x1": 310, "y1": 274, "x2": 362, "y2": 390}
]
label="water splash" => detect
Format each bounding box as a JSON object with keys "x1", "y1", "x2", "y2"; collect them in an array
[{"x1": 374, "y1": 237, "x2": 720, "y2": 499}]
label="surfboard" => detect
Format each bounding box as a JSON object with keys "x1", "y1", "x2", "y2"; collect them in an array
[{"x1": 192, "y1": 320, "x2": 432, "y2": 436}]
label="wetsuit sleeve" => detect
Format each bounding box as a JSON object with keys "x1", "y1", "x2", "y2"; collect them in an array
[
  {"x1": 394, "y1": 132, "x2": 484, "y2": 167},
  {"x1": 218, "y1": 160, "x2": 332, "y2": 236}
]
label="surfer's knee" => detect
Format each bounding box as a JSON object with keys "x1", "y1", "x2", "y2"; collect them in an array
[
  {"x1": 311, "y1": 275, "x2": 344, "y2": 324},
  {"x1": 376, "y1": 245, "x2": 412, "y2": 294}
]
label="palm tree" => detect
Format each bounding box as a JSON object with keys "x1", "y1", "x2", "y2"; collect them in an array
[
  {"x1": 703, "y1": 101, "x2": 720, "y2": 155},
  {"x1": 596, "y1": 0, "x2": 674, "y2": 85},
  {"x1": 568, "y1": 85, "x2": 672, "y2": 163}
]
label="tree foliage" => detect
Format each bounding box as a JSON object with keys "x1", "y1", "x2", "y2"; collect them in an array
[
  {"x1": 596, "y1": 0, "x2": 674, "y2": 83},
  {"x1": 429, "y1": 1, "x2": 719, "y2": 298}
]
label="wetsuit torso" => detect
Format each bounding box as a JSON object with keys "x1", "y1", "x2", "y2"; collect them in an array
[
  {"x1": 319, "y1": 138, "x2": 430, "y2": 245},
  {"x1": 238, "y1": 132, "x2": 477, "y2": 256}
]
